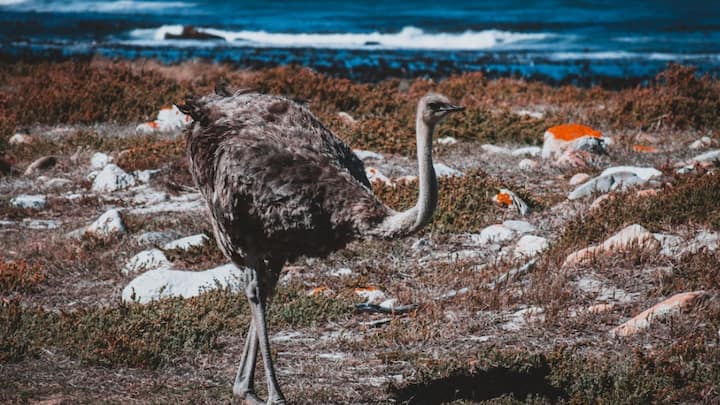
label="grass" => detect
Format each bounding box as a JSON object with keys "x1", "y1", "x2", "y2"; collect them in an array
[{"x1": 373, "y1": 168, "x2": 540, "y2": 234}]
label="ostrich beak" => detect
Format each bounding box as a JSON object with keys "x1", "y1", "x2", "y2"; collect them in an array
[{"x1": 439, "y1": 104, "x2": 465, "y2": 113}]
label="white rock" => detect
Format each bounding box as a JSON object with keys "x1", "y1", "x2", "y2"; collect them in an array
[
  {"x1": 131, "y1": 187, "x2": 169, "y2": 205},
  {"x1": 511, "y1": 146, "x2": 542, "y2": 157},
  {"x1": 691, "y1": 149, "x2": 720, "y2": 163},
  {"x1": 689, "y1": 136, "x2": 713, "y2": 150},
  {"x1": 9, "y1": 133, "x2": 34, "y2": 145},
  {"x1": 437, "y1": 136, "x2": 457, "y2": 145},
  {"x1": 23, "y1": 219, "x2": 59, "y2": 230},
  {"x1": 568, "y1": 172, "x2": 643, "y2": 200},
  {"x1": 691, "y1": 230, "x2": 720, "y2": 252},
  {"x1": 365, "y1": 167, "x2": 393, "y2": 186},
  {"x1": 135, "y1": 169, "x2": 161, "y2": 183},
  {"x1": 136, "y1": 231, "x2": 179, "y2": 246},
  {"x1": 518, "y1": 159, "x2": 538, "y2": 171},
  {"x1": 330, "y1": 267, "x2": 352, "y2": 277},
  {"x1": 355, "y1": 287, "x2": 386, "y2": 304},
  {"x1": 471, "y1": 224, "x2": 516, "y2": 245},
  {"x1": 122, "y1": 248, "x2": 171, "y2": 275},
  {"x1": 90, "y1": 152, "x2": 112, "y2": 170},
  {"x1": 10, "y1": 194, "x2": 46, "y2": 209},
  {"x1": 85, "y1": 208, "x2": 126, "y2": 237},
  {"x1": 433, "y1": 163, "x2": 463, "y2": 177},
  {"x1": 569, "y1": 173, "x2": 591, "y2": 186},
  {"x1": 601, "y1": 166, "x2": 661, "y2": 181},
  {"x1": 43, "y1": 178, "x2": 73, "y2": 190},
  {"x1": 92, "y1": 164, "x2": 135, "y2": 193},
  {"x1": 502, "y1": 220, "x2": 535, "y2": 234},
  {"x1": 353, "y1": 149, "x2": 384, "y2": 161},
  {"x1": 653, "y1": 233, "x2": 684, "y2": 257},
  {"x1": 481, "y1": 144, "x2": 512, "y2": 155},
  {"x1": 379, "y1": 298, "x2": 398, "y2": 310},
  {"x1": 136, "y1": 105, "x2": 192, "y2": 134},
  {"x1": 122, "y1": 263, "x2": 244, "y2": 304},
  {"x1": 163, "y1": 234, "x2": 209, "y2": 251},
  {"x1": 514, "y1": 235, "x2": 549, "y2": 258}
]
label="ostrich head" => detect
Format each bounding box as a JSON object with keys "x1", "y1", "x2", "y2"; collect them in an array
[{"x1": 418, "y1": 92, "x2": 465, "y2": 126}]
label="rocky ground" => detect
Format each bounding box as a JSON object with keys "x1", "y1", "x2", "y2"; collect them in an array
[{"x1": 1, "y1": 61, "x2": 719, "y2": 404}]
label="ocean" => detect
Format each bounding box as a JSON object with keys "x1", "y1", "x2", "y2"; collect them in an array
[{"x1": 1, "y1": 0, "x2": 719, "y2": 84}]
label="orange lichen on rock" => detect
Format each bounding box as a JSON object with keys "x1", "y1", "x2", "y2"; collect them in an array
[
  {"x1": 546, "y1": 124, "x2": 601, "y2": 141},
  {"x1": 632, "y1": 144, "x2": 658, "y2": 153},
  {"x1": 494, "y1": 191, "x2": 513, "y2": 206}
]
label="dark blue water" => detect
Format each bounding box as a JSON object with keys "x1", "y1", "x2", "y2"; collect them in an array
[{"x1": 1, "y1": 0, "x2": 719, "y2": 84}]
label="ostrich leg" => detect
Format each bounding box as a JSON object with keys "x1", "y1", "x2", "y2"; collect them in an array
[
  {"x1": 245, "y1": 268, "x2": 286, "y2": 404},
  {"x1": 233, "y1": 320, "x2": 261, "y2": 404}
]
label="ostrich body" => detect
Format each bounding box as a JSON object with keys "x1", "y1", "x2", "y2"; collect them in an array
[{"x1": 179, "y1": 88, "x2": 463, "y2": 404}]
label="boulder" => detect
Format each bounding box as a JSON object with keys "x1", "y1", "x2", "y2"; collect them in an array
[
  {"x1": 568, "y1": 171, "x2": 642, "y2": 200},
  {"x1": 164, "y1": 25, "x2": 224, "y2": 40},
  {"x1": 122, "y1": 263, "x2": 244, "y2": 304},
  {"x1": 471, "y1": 224, "x2": 516, "y2": 245},
  {"x1": 542, "y1": 124, "x2": 605, "y2": 159},
  {"x1": 610, "y1": 291, "x2": 706, "y2": 337},
  {"x1": 569, "y1": 173, "x2": 591, "y2": 186},
  {"x1": 563, "y1": 224, "x2": 658, "y2": 267}
]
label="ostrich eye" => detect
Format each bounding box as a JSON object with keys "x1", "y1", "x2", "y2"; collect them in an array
[{"x1": 428, "y1": 102, "x2": 442, "y2": 111}]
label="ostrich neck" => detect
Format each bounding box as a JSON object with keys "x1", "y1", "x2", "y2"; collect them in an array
[
  {"x1": 414, "y1": 117, "x2": 438, "y2": 230},
  {"x1": 369, "y1": 114, "x2": 437, "y2": 238}
]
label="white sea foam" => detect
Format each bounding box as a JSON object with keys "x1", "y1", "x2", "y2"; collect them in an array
[
  {"x1": 5, "y1": 0, "x2": 194, "y2": 13},
  {"x1": 127, "y1": 25, "x2": 553, "y2": 50}
]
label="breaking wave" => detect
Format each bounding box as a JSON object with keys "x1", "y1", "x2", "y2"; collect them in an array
[{"x1": 127, "y1": 25, "x2": 554, "y2": 51}]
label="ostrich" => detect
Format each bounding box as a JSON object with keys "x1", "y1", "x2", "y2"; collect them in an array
[{"x1": 178, "y1": 87, "x2": 464, "y2": 404}]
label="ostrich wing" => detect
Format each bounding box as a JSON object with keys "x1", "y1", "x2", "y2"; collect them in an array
[{"x1": 208, "y1": 131, "x2": 388, "y2": 261}]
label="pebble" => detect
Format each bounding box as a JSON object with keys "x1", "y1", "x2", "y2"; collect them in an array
[
  {"x1": 122, "y1": 263, "x2": 244, "y2": 304},
  {"x1": 610, "y1": 291, "x2": 706, "y2": 337},
  {"x1": 10, "y1": 194, "x2": 47, "y2": 209},
  {"x1": 92, "y1": 164, "x2": 136, "y2": 193},
  {"x1": 437, "y1": 136, "x2": 457, "y2": 145}
]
